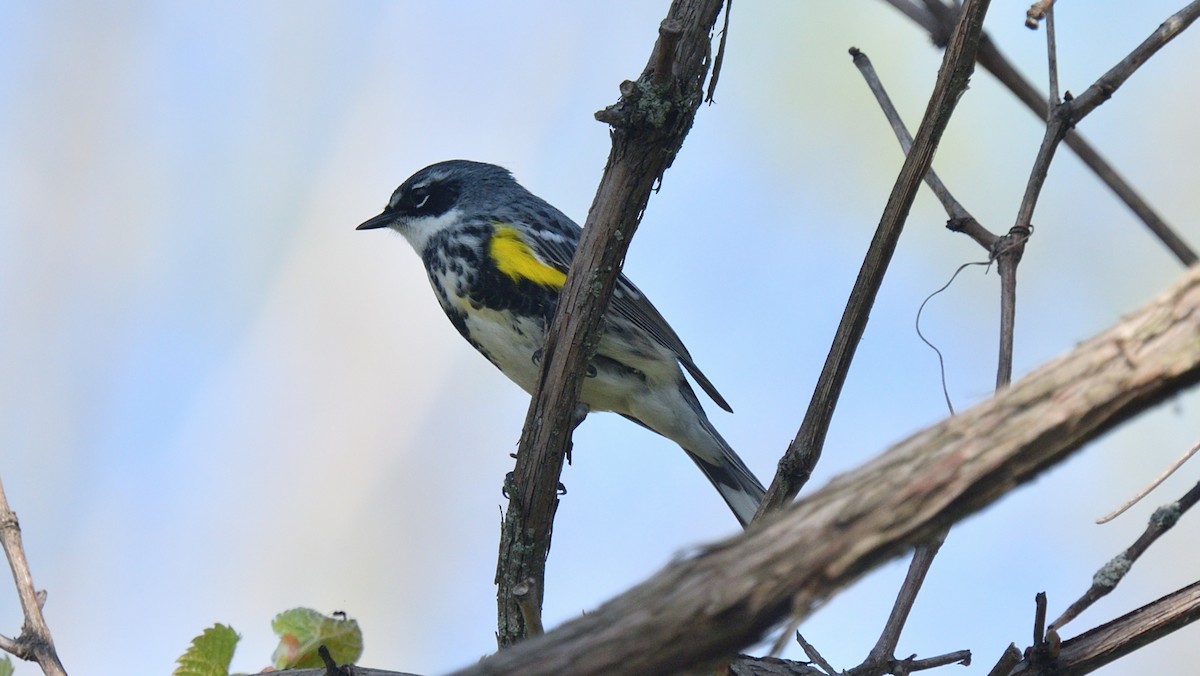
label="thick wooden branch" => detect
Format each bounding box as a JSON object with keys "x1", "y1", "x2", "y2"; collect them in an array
[{"x1": 455, "y1": 265, "x2": 1200, "y2": 676}]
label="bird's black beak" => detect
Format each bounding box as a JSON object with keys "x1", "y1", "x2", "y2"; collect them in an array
[{"x1": 356, "y1": 211, "x2": 393, "y2": 231}]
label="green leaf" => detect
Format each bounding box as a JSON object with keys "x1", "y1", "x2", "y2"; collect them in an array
[
  {"x1": 0, "y1": 654, "x2": 14, "y2": 676},
  {"x1": 173, "y1": 624, "x2": 240, "y2": 676},
  {"x1": 270, "y1": 608, "x2": 363, "y2": 669}
]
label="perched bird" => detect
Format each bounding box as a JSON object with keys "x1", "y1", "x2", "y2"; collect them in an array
[{"x1": 357, "y1": 160, "x2": 765, "y2": 527}]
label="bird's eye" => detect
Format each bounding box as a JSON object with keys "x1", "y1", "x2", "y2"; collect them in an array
[{"x1": 410, "y1": 186, "x2": 431, "y2": 209}]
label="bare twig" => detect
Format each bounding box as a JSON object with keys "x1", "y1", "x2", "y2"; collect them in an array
[
  {"x1": 0, "y1": 475, "x2": 66, "y2": 676},
  {"x1": 847, "y1": 531, "x2": 959, "y2": 676},
  {"x1": 796, "y1": 632, "x2": 839, "y2": 675},
  {"x1": 893, "y1": 650, "x2": 972, "y2": 673},
  {"x1": 1033, "y1": 592, "x2": 1048, "y2": 646},
  {"x1": 846, "y1": 21, "x2": 1045, "y2": 671},
  {"x1": 1051, "y1": 478, "x2": 1200, "y2": 632},
  {"x1": 846, "y1": 8, "x2": 1198, "y2": 673},
  {"x1": 316, "y1": 645, "x2": 347, "y2": 676},
  {"x1": 993, "y1": 229, "x2": 1028, "y2": 389},
  {"x1": 494, "y1": 0, "x2": 729, "y2": 647},
  {"x1": 1066, "y1": 1, "x2": 1200, "y2": 122},
  {"x1": 1097, "y1": 438, "x2": 1200, "y2": 523},
  {"x1": 1043, "y1": 5, "x2": 1059, "y2": 106},
  {"x1": 848, "y1": 48, "x2": 978, "y2": 229},
  {"x1": 1014, "y1": 592, "x2": 1062, "y2": 673},
  {"x1": 755, "y1": 0, "x2": 994, "y2": 518},
  {"x1": 453, "y1": 266, "x2": 1200, "y2": 676}
]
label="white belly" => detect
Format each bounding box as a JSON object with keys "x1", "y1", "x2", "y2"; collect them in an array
[{"x1": 460, "y1": 308, "x2": 545, "y2": 391}]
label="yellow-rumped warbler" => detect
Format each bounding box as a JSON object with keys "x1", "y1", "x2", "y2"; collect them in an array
[{"x1": 357, "y1": 160, "x2": 764, "y2": 527}]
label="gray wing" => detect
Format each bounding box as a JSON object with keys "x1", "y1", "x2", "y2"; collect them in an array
[{"x1": 527, "y1": 220, "x2": 733, "y2": 413}]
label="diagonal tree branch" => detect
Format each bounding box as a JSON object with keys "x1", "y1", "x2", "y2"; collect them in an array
[
  {"x1": 456, "y1": 263, "x2": 1200, "y2": 675},
  {"x1": 0, "y1": 476, "x2": 66, "y2": 676},
  {"x1": 1064, "y1": 0, "x2": 1200, "y2": 122},
  {"x1": 1051, "y1": 477, "x2": 1200, "y2": 632},
  {"x1": 755, "y1": 0, "x2": 994, "y2": 517},
  {"x1": 494, "y1": 0, "x2": 729, "y2": 647}
]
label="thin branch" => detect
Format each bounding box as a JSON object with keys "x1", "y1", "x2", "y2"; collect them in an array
[
  {"x1": 1097, "y1": 438, "x2": 1200, "y2": 523},
  {"x1": 987, "y1": 645, "x2": 1023, "y2": 676},
  {"x1": 995, "y1": 6, "x2": 1200, "y2": 670},
  {"x1": 754, "y1": 0, "x2": 994, "y2": 518},
  {"x1": 847, "y1": 530, "x2": 957, "y2": 676},
  {"x1": 1051, "y1": 477, "x2": 1200, "y2": 632},
  {"x1": 839, "y1": 7, "x2": 1198, "y2": 673},
  {"x1": 1033, "y1": 592, "x2": 1049, "y2": 646},
  {"x1": 493, "y1": 0, "x2": 728, "y2": 648},
  {"x1": 1066, "y1": 1, "x2": 1200, "y2": 123},
  {"x1": 893, "y1": 650, "x2": 972, "y2": 673},
  {"x1": 1014, "y1": 593, "x2": 1061, "y2": 674},
  {"x1": 796, "y1": 633, "x2": 839, "y2": 675},
  {"x1": 848, "y1": 48, "x2": 979, "y2": 230},
  {"x1": 452, "y1": 265, "x2": 1200, "y2": 676},
  {"x1": 0, "y1": 475, "x2": 66, "y2": 676},
  {"x1": 1043, "y1": 5, "x2": 1059, "y2": 107}
]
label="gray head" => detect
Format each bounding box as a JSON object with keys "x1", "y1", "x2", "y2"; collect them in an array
[{"x1": 356, "y1": 160, "x2": 530, "y2": 253}]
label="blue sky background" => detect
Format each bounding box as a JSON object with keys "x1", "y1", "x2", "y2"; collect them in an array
[{"x1": 2, "y1": 2, "x2": 1199, "y2": 674}]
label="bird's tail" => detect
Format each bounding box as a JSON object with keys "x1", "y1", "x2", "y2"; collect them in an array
[
  {"x1": 670, "y1": 378, "x2": 765, "y2": 527},
  {"x1": 621, "y1": 378, "x2": 766, "y2": 528},
  {"x1": 684, "y1": 420, "x2": 766, "y2": 528}
]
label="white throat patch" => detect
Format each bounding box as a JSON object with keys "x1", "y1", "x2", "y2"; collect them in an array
[{"x1": 397, "y1": 207, "x2": 463, "y2": 254}]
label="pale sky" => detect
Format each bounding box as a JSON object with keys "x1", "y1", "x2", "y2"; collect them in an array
[{"x1": 1, "y1": 2, "x2": 1198, "y2": 674}]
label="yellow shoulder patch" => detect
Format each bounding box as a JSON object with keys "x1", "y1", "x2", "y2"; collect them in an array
[{"x1": 488, "y1": 224, "x2": 567, "y2": 288}]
